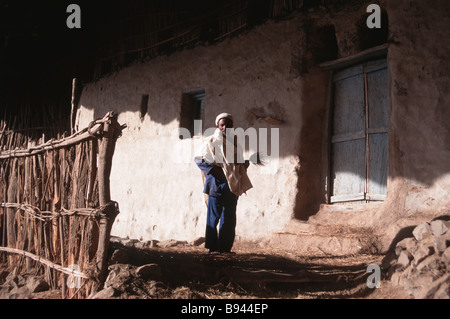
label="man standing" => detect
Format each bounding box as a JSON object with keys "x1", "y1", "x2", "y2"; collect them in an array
[{"x1": 195, "y1": 113, "x2": 252, "y2": 253}]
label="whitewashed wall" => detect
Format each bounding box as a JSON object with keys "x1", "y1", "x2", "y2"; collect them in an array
[{"x1": 76, "y1": 17, "x2": 303, "y2": 242}]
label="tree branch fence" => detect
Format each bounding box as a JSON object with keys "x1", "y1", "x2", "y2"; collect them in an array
[{"x1": 0, "y1": 112, "x2": 125, "y2": 298}]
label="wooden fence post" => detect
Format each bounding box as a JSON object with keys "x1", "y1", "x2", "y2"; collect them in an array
[
  {"x1": 93, "y1": 113, "x2": 122, "y2": 291},
  {"x1": 6, "y1": 159, "x2": 18, "y2": 252}
]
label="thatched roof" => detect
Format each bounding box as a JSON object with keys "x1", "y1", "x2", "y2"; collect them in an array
[
  {"x1": 0, "y1": 0, "x2": 352, "y2": 122},
  {"x1": 92, "y1": 0, "x2": 308, "y2": 78},
  {"x1": 1, "y1": 1, "x2": 354, "y2": 86}
]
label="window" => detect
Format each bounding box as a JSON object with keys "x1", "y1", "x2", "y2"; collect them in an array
[
  {"x1": 180, "y1": 88, "x2": 205, "y2": 138},
  {"x1": 329, "y1": 58, "x2": 389, "y2": 203},
  {"x1": 139, "y1": 94, "x2": 149, "y2": 120}
]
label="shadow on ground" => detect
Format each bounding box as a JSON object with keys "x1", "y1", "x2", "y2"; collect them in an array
[{"x1": 108, "y1": 241, "x2": 385, "y2": 299}]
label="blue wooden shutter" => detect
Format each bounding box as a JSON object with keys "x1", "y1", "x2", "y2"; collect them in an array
[{"x1": 331, "y1": 59, "x2": 388, "y2": 203}]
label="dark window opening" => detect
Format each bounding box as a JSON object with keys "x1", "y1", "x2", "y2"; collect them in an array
[
  {"x1": 180, "y1": 89, "x2": 205, "y2": 139},
  {"x1": 290, "y1": 23, "x2": 338, "y2": 77},
  {"x1": 140, "y1": 94, "x2": 149, "y2": 120},
  {"x1": 309, "y1": 25, "x2": 339, "y2": 64}
]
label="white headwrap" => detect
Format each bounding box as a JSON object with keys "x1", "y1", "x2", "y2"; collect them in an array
[{"x1": 215, "y1": 113, "x2": 233, "y2": 126}]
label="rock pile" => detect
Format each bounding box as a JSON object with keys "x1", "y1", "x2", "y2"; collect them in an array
[
  {"x1": 383, "y1": 218, "x2": 450, "y2": 299},
  {"x1": 90, "y1": 263, "x2": 167, "y2": 299},
  {"x1": 0, "y1": 269, "x2": 52, "y2": 299}
]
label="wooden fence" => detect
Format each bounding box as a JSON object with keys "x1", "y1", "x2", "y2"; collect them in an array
[{"x1": 0, "y1": 112, "x2": 125, "y2": 298}]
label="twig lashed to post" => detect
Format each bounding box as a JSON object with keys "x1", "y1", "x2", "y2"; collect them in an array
[
  {"x1": 0, "y1": 112, "x2": 126, "y2": 159},
  {"x1": 0, "y1": 246, "x2": 89, "y2": 279}
]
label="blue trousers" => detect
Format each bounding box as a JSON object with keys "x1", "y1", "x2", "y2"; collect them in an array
[{"x1": 205, "y1": 193, "x2": 238, "y2": 253}]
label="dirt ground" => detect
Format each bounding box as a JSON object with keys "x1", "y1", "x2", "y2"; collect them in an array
[
  {"x1": 105, "y1": 242, "x2": 409, "y2": 299},
  {"x1": 0, "y1": 240, "x2": 411, "y2": 299},
  {"x1": 118, "y1": 242, "x2": 410, "y2": 299}
]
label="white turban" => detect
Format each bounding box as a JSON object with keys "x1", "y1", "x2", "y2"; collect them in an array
[{"x1": 215, "y1": 113, "x2": 233, "y2": 126}]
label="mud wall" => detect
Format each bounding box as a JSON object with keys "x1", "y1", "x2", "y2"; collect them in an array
[
  {"x1": 371, "y1": 0, "x2": 450, "y2": 246},
  {"x1": 76, "y1": 0, "x2": 450, "y2": 248},
  {"x1": 76, "y1": 15, "x2": 304, "y2": 242}
]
